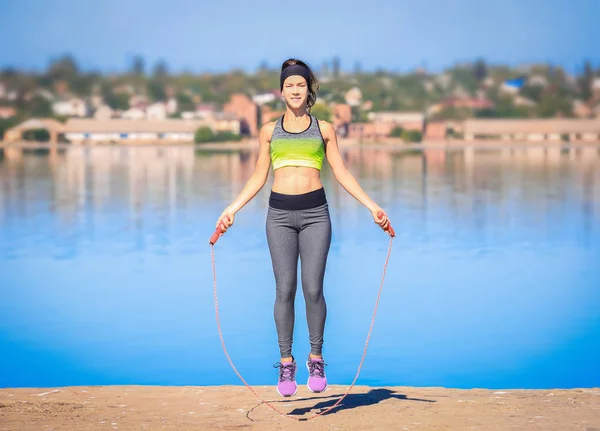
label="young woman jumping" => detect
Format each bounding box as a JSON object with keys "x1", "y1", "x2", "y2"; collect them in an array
[{"x1": 215, "y1": 58, "x2": 392, "y2": 397}]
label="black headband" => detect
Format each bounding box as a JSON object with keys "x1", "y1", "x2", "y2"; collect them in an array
[{"x1": 280, "y1": 64, "x2": 310, "y2": 90}]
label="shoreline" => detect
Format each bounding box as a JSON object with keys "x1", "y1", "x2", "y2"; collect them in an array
[
  {"x1": 2, "y1": 139, "x2": 600, "y2": 152},
  {"x1": 1, "y1": 385, "x2": 599, "y2": 430}
]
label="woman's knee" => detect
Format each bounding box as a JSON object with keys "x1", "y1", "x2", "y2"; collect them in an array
[
  {"x1": 275, "y1": 282, "x2": 297, "y2": 303},
  {"x1": 303, "y1": 284, "x2": 325, "y2": 304}
]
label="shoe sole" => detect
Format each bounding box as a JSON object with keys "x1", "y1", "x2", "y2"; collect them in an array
[
  {"x1": 306, "y1": 362, "x2": 328, "y2": 393},
  {"x1": 276, "y1": 383, "x2": 297, "y2": 398}
]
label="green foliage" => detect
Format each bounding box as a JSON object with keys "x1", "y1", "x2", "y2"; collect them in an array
[
  {"x1": 29, "y1": 96, "x2": 53, "y2": 117},
  {"x1": 473, "y1": 59, "x2": 487, "y2": 82},
  {"x1": 520, "y1": 84, "x2": 544, "y2": 102},
  {"x1": 446, "y1": 127, "x2": 463, "y2": 139},
  {"x1": 194, "y1": 127, "x2": 242, "y2": 143},
  {"x1": 70, "y1": 74, "x2": 100, "y2": 97},
  {"x1": 537, "y1": 93, "x2": 573, "y2": 118},
  {"x1": 47, "y1": 55, "x2": 78, "y2": 82},
  {"x1": 351, "y1": 106, "x2": 369, "y2": 122},
  {"x1": 0, "y1": 116, "x2": 22, "y2": 139},
  {"x1": 577, "y1": 60, "x2": 594, "y2": 101},
  {"x1": 447, "y1": 65, "x2": 479, "y2": 94},
  {"x1": 194, "y1": 127, "x2": 214, "y2": 143},
  {"x1": 214, "y1": 131, "x2": 243, "y2": 142},
  {"x1": 153, "y1": 60, "x2": 169, "y2": 81},
  {"x1": 105, "y1": 92, "x2": 130, "y2": 110},
  {"x1": 22, "y1": 128, "x2": 50, "y2": 142},
  {"x1": 430, "y1": 106, "x2": 472, "y2": 121},
  {"x1": 176, "y1": 92, "x2": 195, "y2": 112},
  {"x1": 1, "y1": 56, "x2": 591, "y2": 127},
  {"x1": 131, "y1": 55, "x2": 145, "y2": 76},
  {"x1": 475, "y1": 97, "x2": 530, "y2": 118},
  {"x1": 310, "y1": 102, "x2": 332, "y2": 122},
  {"x1": 401, "y1": 129, "x2": 422, "y2": 143},
  {"x1": 147, "y1": 80, "x2": 166, "y2": 101},
  {"x1": 389, "y1": 126, "x2": 404, "y2": 137}
]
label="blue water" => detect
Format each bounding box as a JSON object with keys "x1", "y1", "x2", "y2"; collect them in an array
[{"x1": 1, "y1": 145, "x2": 599, "y2": 390}]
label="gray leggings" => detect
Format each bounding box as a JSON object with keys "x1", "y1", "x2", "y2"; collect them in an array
[{"x1": 266, "y1": 202, "x2": 332, "y2": 358}]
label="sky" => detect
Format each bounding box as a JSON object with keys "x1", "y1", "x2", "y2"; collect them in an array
[{"x1": 1, "y1": 0, "x2": 598, "y2": 75}]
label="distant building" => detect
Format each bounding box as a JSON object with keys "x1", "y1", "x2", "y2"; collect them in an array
[
  {"x1": 195, "y1": 104, "x2": 217, "y2": 119},
  {"x1": 0, "y1": 106, "x2": 17, "y2": 119},
  {"x1": 527, "y1": 75, "x2": 549, "y2": 87},
  {"x1": 252, "y1": 92, "x2": 277, "y2": 105},
  {"x1": 332, "y1": 104, "x2": 352, "y2": 137},
  {"x1": 31, "y1": 88, "x2": 55, "y2": 101},
  {"x1": 4, "y1": 118, "x2": 66, "y2": 143},
  {"x1": 463, "y1": 118, "x2": 600, "y2": 142},
  {"x1": 500, "y1": 78, "x2": 525, "y2": 95},
  {"x1": 63, "y1": 119, "x2": 214, "y2": 143},
  {"x1": 166, "y1": 98, "x2": 178, "y2": 115},
  {"x1": 348, "y1": 111, "x2": 424, "y2": 140},
  {"x1": 147, "y1": 102, "x2": 168, "y2": 120},
  {"x1": 573, "y1": 100, "x2": 592, "y2": 118},
  {"x1": 347, "y1": 123, "x2": 376, "y2": 140},
  {"x1": 344, "y1": 87, "x2": 362, "y2": 107},
  {"x1": 224, "y1": 93, "x2": 259, "y2": 137},
  {"x1": 211, "y1": 112, "x2": 242, "y2": 135},
  {"x1": 122, "y1": 108, "x2": 146, "y2": 120},
  {"x1": 593, "y1": 78, "x2": 600, "y2": 98},
  {"x1": 260, "y1": 105, "x2": 285, "y2": 125},
  {"x1": 4, "y1": 117, "x2": 242, "y2": 143},
  {"x1": 128, "y1": 95, "x2": 149, "y2": 110},
  {"x1": 52, "y1": 98, "x2": 88, "y2": 117},
  {"x1": 89, "y1": 95, "x2": 104, "y2": 109},
  {"x1": 428, "y1": 97, "x2": 494, "y2": 114},
  {"x1": 424, "y1": 122, "x2": 447, "y2": 140},
  {"x1": 514, "y1": 96, "x2": 537, "y2": 107},
  {"x1": 93, "y1": 105, "x2": 114, "y2": 120}
]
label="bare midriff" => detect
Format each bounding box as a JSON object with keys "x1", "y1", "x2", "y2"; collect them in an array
[{"x1": 271, "y1": 166, "x2": 323, "y2": 195}]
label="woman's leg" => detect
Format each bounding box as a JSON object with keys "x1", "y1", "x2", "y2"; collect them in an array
[
  {"x1": 266, "y1": 206, "x2": 299, "y2": 359},
  {"x1": 297, "y1": 203, "x2": 332, "y2": 357}
]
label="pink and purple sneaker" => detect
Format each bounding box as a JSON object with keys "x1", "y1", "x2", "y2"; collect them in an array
[
  {"x1": 306, "y1": 357, "x2": 328, "y2": 393},
  {"x1": 274, "y1": 360, "x2": 297, "y2": 397}
]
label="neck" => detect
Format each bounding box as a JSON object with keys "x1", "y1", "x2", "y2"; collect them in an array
[{"x1": 285, "y1": 106, "x2": 308, "y2": 121}]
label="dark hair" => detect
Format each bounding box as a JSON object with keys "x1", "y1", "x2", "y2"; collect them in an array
[{"x1": 281, "y1": 58, "x2": 319, "y2": 110}]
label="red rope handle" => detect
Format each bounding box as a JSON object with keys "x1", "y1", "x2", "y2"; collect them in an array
[{"x1": 210, "y1": 213, "x2": 394, "y2": 421}]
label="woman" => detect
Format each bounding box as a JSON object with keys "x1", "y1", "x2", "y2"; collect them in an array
[{"x1": 215, "y1": 58, "x2": 392, "y2": 397}]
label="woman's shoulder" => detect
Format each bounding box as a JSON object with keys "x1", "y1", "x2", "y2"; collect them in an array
[
  {"x1": 261, "y1": 120, "x2": 277, "y2": 130},
  {"x1": 315, "y1": 118, "x2": 334, "y2": 135},
  {"x1": 259, "y1": 121, "x2": 277, "y2": 140}
]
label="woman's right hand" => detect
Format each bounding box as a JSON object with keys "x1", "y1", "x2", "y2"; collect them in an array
[{"x1": 216, "y1": 210, "x2": 235, "y2": 236}]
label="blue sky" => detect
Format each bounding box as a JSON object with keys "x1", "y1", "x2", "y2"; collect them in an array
[{"x1": 1, "y1": 0, "x2": 598, "y2": 74}]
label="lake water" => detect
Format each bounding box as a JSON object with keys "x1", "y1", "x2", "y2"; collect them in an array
[{"x1": 1, "y1": 144, "x2": 599, "y2": 390}]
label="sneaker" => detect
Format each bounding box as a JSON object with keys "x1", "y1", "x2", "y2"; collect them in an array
[
  {"x1": 274, "y1": 359, "x2": 297, "y2": 397},
  {"x1": 306, "y1": 357, "x2": 328, "y2": 393}
]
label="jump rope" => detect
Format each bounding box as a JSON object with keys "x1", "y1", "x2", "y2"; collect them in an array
[{"x1": 209, "y1": 211, "x2": 395, "y2": 421}]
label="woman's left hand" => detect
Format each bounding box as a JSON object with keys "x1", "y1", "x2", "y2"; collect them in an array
[{"x1": 371, "y1": 207, "x2": 391, "y2": 234}]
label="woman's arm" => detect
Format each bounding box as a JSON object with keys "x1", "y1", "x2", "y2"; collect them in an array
[
  {"x1": 320, "y1": 120, "x2": 391, "y2": 232},
  {"x1": 216, "y1": 122, "x2": 274, "y2": 231}
]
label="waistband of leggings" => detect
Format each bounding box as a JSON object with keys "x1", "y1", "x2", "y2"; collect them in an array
[{"x1": 269, "y1": 187, "x2": 327, "y2": 211}]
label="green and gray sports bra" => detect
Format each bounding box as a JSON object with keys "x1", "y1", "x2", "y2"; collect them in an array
[{"x1": 270, "y1": 114, "x2": 325, "y2": 171}]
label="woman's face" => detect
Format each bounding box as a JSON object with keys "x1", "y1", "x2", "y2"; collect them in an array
[{"x1": 282, "y1": 75, "x2": 308, "y2": 109}]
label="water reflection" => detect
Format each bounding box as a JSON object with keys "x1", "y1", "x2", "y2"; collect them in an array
[
  {"x1": 1, "y1": 144, "x2": 599, "y2": 389},
  {"x1": 3, "y1": 144, "x2": 598, "y2": 247}
]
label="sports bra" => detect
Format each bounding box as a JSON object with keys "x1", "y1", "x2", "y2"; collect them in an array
[{"x1": 269, "y1": 114, "x2": 325, "y2": 171}]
